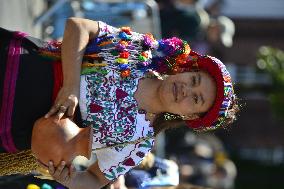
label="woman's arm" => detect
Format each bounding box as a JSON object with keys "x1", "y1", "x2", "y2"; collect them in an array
[
  {"x1": 47, "y1": 161, "x2": 110, "y2": 189},
  {"x1": 45, "y1": 17, "x2": 100, "y2": 119}
]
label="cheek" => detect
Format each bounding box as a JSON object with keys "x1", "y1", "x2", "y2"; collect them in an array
[
  {"x1": 158, "y1": 83, "x2": 169, "y2": 106},
  {"x1": 161, "y1": 82, "x2": 172, "y2": 101},
  {"x1": 179, "y1": 98, "x2": 193, "y2": 114}
]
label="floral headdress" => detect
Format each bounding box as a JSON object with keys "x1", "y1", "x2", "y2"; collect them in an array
[{"x1": 142, "y1": 36, "x2": 236, "y2": 131}]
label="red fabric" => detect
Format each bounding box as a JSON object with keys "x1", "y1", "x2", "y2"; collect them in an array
[
  {"x1": 185, "y1": 51, "x2": 224, "y2": 129},
  {"x1": 52, "y1": 61, "x2": 63, "y2": 103}
]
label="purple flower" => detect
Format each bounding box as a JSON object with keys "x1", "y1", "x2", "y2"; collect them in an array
[{"x1": 116, "y1": 44, "x2": 126, "y2": 51}]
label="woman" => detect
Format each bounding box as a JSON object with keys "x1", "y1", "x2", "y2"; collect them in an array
[{"x1": 0, "y1": 18, "x2": 238, "y2": 189}]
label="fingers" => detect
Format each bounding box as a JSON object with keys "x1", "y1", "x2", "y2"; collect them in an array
[
  {"x1": 53, "y1": 161, "x2": 66, "y2": 178},
  {"x1": 55, "y1": 105, "x2": 68, "y2": 120},
  {"x1": 47, "y1": 161, "x2": 75, "y2": 187},
  {"x1": 67, "y1": 102, "x2": 76, "y2": 118},
  {"x1": 66, "y1": 94, "x2": 78, "y2": 117},
  {"x1": 69, "y1": 164, "x2": 76, "y2": 178},
  {"x1": 61, "y1": 166, "x2": 70, "y2": 182},
  {"x1": 45, "y1": 103, "x2": 61, "y2": 118},
  {"x1": 48, "y1": 161, "x2": 55, "y2": 175},
  {"x1": 45, "y1": 95, "x2": 78, "y2": 119}
]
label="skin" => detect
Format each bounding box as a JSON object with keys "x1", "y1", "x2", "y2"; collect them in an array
[
  {"x1": 135, "y1": 71, "x2": 216, "y2": 120},
  {"x1": 40, "y1": 161, "x2": 108, "y2": 189},
  {"x1": 42, "y1": 17, "x2": 109, "y2": 189},
  {"x1": 109, "y1": 175, "x2": 128, "y2": 189},
  {"x1": 43, "y1": 17, "x2": 217, "y2": 189},
  {"x1": 158, "y1": 71, "x2": 216, "y2": 116},
  {"x1": 45, "y1": 17, "x2": 100, "y2": 120}
]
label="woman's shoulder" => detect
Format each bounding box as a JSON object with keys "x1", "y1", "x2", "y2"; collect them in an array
[
  {"x1": 96, "y1": 21, "x2": 120, "y2": 37},
  {"x1": 96, "y1": 21, "x2": 144, "y2": 39}
]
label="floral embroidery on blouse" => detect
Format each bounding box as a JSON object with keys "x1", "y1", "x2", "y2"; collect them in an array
[
  {"x1": 83, "y1": 70, "x2": 146, "y2": 148},
  {"x1": 79, "y1": 21, "x2": 155, "y2": 180},
  {"x1": 96, "y1": 137, "x2": 154, "y2": 180}
]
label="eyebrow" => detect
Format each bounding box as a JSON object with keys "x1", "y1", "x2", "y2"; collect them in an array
[
  {"x1": 198, "y1": 74, "x2": 205, "y2": 105},
  {"x1": 197, "y1": 73, "x2": 201, "y2": 86},
  {"x1": 200, "y1": 93, "x2": 205, "y2": 106}
]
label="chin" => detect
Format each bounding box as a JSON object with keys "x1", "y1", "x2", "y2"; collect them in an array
[
  {"x1": 157, "y1": 82, "x2": 166, "y2": 106},
  {"x1": 159, "y1": 82, "x2": 173, "y2": 109}
]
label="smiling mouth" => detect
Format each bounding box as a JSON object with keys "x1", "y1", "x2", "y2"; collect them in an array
[{"x1": 173, "y1": 82, "x2": 177, "y2": 102}]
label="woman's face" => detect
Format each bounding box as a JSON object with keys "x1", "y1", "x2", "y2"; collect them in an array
[{"x1": 158, "y1": 71, "x2": 216, "y2": 118}]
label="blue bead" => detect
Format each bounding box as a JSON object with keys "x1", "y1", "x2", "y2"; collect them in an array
[
  {"x1": 119, "y1": 64, "x2": 129, "y2": 70},
  {"x1": 119, "y1": 32, "x2": 129, "y2": 40},
  {"x1": 41, "y1": 183, "x2": 53, "y2": 189}
]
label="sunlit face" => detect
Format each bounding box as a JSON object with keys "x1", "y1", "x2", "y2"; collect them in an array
[{"x1": 158, "y1": 71, "x2": 216, "y2": 118}]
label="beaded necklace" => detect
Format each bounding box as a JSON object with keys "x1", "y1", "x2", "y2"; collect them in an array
[
  {"x1": 39, "y1": 26, "x2": 194, "y2": 78},
  {"x1": 111, "y1": 26, "x2": 193, "y2": 78},
  {"x1": 110, "y1": 27, "x2": 158, "y2": 78}
]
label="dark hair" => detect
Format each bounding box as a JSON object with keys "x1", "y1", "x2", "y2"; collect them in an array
[
  {"x1": 152, "y1": 97, "x2": 240, "y2": 135},
  {"x1": 152, "y1": 112, "x2": 186, "y2": 136}
]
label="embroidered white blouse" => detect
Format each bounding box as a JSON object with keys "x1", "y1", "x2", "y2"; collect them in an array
[{"x1": 79, "y1": 21, "x2": 155, "y2": 180}]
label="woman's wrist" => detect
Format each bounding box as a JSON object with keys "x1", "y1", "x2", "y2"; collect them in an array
[
  {"x1": 61, "y1": 81, "x2": 80, "y2": 92},
  {"x1": 61, "y1": 85, "x2": 79, "y2": 93}
]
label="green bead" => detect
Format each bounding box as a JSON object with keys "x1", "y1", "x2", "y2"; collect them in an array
[
  {"x1": 111, "y1": 50, "x2": 119, "y2": 56},
  {"x1": 139, "y1": 55, "x2": 147, "y2": 61}
]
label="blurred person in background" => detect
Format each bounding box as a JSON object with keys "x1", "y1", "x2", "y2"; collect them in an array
[
  {"x1": 196, "y1": 0, "x2": 223, "y2": 17},
  {"x1": 157, "y1": 0, "x2": 209, "y2": 42},
  {"x1": 157, "y1": 0, "x2": 235, "y2": 58},
  {"x1": 198, "y1": 15, "x2": 235, "y2": 58},
  {"x1": 108, "y1": 152, "x2": 179, "y2": 189},
  {"x1": 176, "y1": 134, "x2": 237, "y2": 189}
]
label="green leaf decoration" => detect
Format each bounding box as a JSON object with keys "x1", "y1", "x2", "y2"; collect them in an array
[
  {"x1": 105, "y1": 170, "x2": 116, "y2": 180},
  {"x1": 116, "y1": 166, "x2": 126, "y2": 173},
  {"x1": 138, "y1": 140, "x2": 151, "y2": 148}
]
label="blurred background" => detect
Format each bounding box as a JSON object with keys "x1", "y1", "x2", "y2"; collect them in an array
[{"x1": 1, "y1": 0, "x2": 284, "y2": 189}]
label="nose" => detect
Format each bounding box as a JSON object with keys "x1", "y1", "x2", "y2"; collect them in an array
[
  {"x1": 181, "y1": 82, "x2": 197, "y2": 99},
  {"x1": 181, "y1": 83, "x2": 189, "y2": 98}
]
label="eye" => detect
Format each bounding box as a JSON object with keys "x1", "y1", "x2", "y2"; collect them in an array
[
  {"x1": 192, "y1": 76, "x2": 196, "y2": 86},
  {"x1": 193, "y1": 94, "x2": 198, "y2": 104}
]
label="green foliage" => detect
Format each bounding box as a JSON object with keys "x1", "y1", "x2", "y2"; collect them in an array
[{"x1": 257, "y1": 46, "x2": 284, "y2": 119}]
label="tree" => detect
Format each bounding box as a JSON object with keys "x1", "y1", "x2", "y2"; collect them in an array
[{"x1": 257, "y1": 46, "x2": 284, "y2": 119}]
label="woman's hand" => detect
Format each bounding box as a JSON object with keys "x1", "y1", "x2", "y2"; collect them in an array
[
  {"x1": 109, "y1": 175, "x2": 128, "y2": 189},
  {"x1": 47, "y1": 161, "x2": 77, "y2": 188},
  {"x1": 38, "y1": 160, "x2": 110, "y2": 189},
  {"x1": 45, "y1": 87, "x2": 79, "y2": 120}
]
